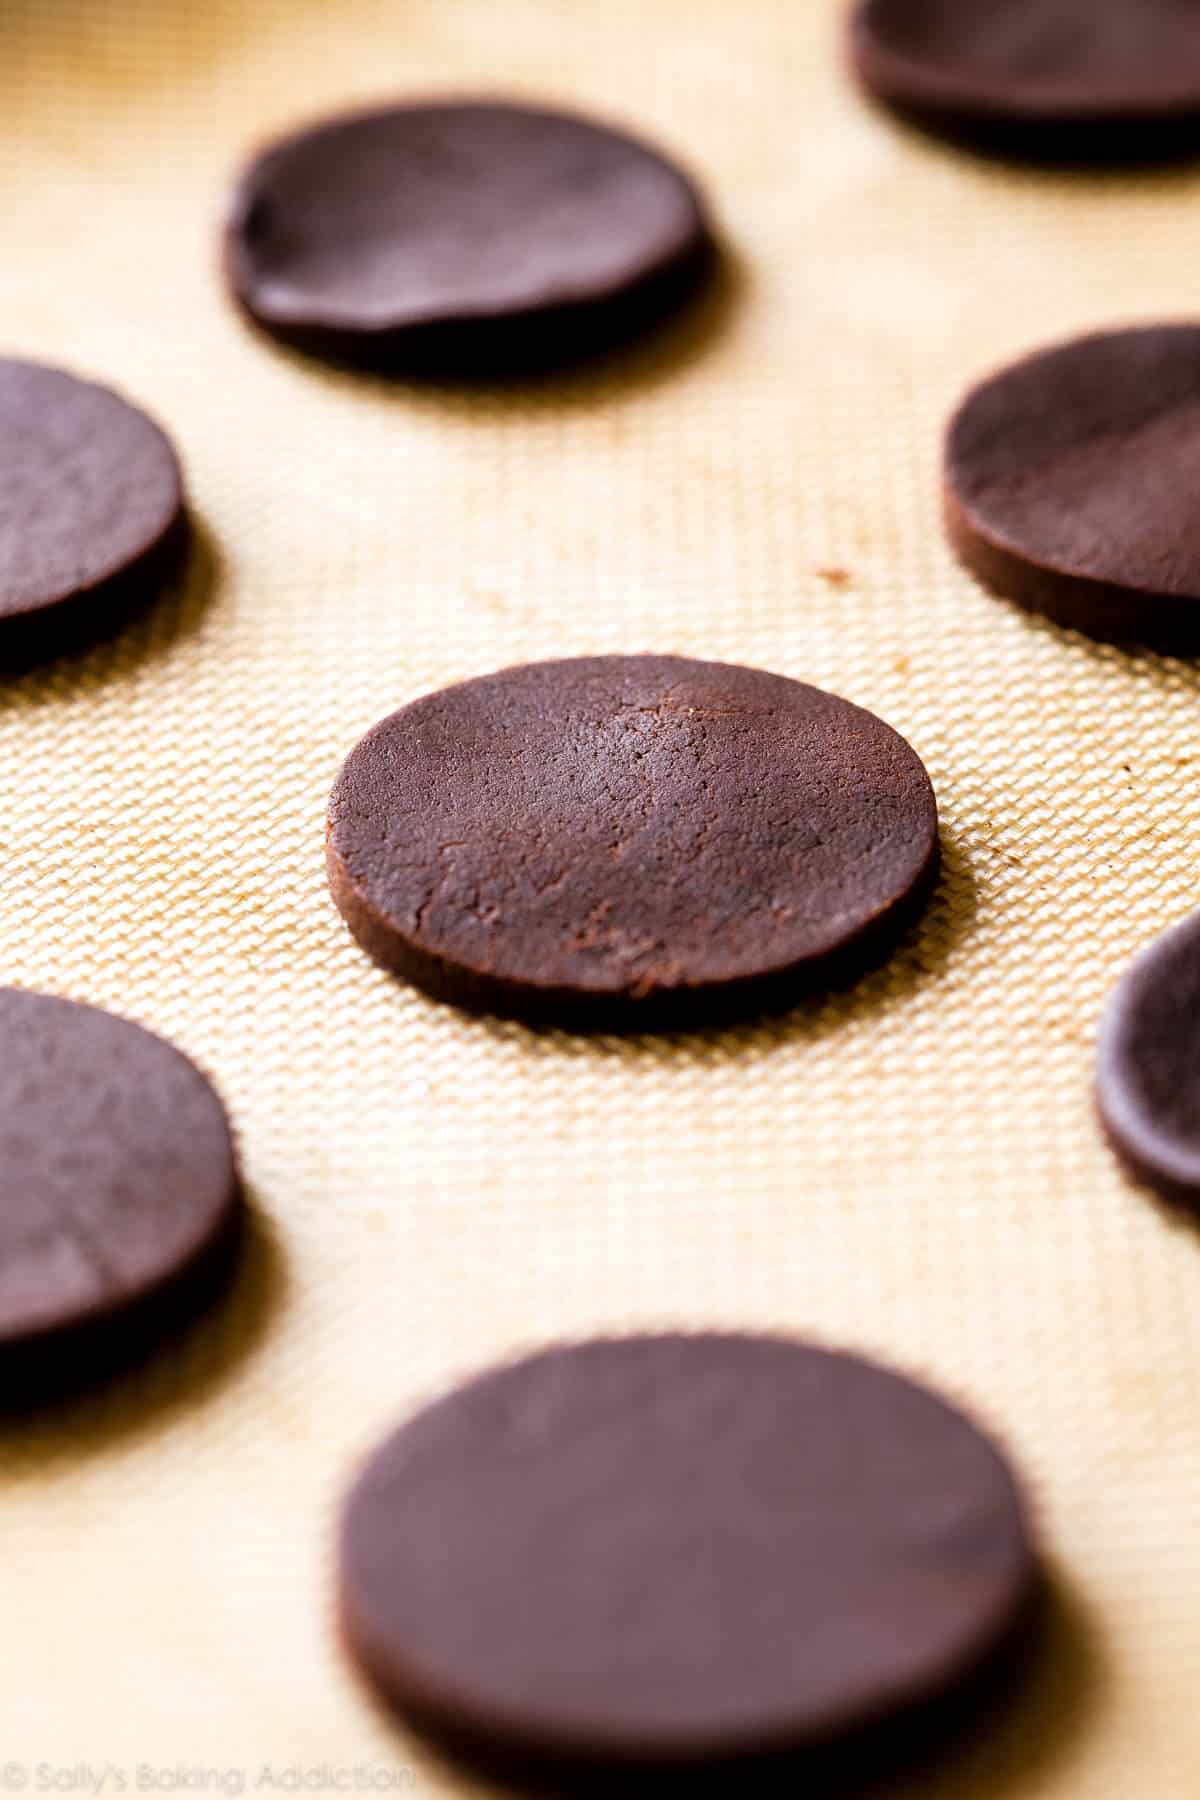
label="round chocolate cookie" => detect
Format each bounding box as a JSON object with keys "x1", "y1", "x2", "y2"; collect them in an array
[
  {"x1": 850, "y1": 0, "x2": 1200, "y2": 161},
  {"x1": 224, "y1": 100, "x2": 713, "y2": 374},
  {"x1": 1096, "y1": 912, "x2": 1200, "y2": 1207},
  {"x1": 0, "y1": 359, "x2": 186, "y2": 662},
  {"x1": 0, "y1": 988, "x2": 242, "y2": 1385},
  {"x1": 339, "y1": 1334, "x2": 1039, "y2": 1783},
  {"x1": 944, "y1": 326, "x2": 1200, "y2": 648},
  {"x1": 326, "y1": 655, "x2": 940, "y2": 1029}
]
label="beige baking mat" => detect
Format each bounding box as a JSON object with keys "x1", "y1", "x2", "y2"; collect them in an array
[{"x1": 4, "y1": 0, "x2": 1200, "y2": 1791}]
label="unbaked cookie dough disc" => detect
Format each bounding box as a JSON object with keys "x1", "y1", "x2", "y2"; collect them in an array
[
  {"x1": 1097, "y1": 911, "x2": 1200, "y2": 1207},
  {"x1": 326, "y1": 655, "x2": 940, "y2": 1029},
  {"x1": 0, "y1": 988, "x2": 242, "y2": 1385},
  {"x1": 224, "y1": 100, "x2": 714, "y2": 374},
  {"x1": 850, "y1": 0, "x2": 1200, "y2": 161},
  {"x1": 945, "y1": 326, "x2": 1200, "y2": 648},
  {"x1": 0, "y1": 359, "x2": 186, "y2": 662},
  {"x1": 339, "y1": 1334, "x2": 1039, "y2": 1783}
]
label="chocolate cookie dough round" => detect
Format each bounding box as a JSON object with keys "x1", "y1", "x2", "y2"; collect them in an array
[
  {"x1": 326, "y1": 655, "x2": 940, "y2": 1029},
  {"x1": 224, "y1": 100, "x2": 713, "y2": 373},
  {"x1": 0, "y1": 359, "x2": 186, "y2": 661},
  {"x1": 1096, "y1": 912, "x2": 1200, "y2": 1207},
  {"x1": 850, "y1": 0, "x2": 1200, "y2": 161},
  {"x1": 945, "y1": 326, "x2": 1200, "y2": 648},
  {"x1": 339, "y1": 1334, "x2": 1039, "y2": 1782},
  {"x1": 0, "y1": 988, "x2": 242, "y2": 1382}
]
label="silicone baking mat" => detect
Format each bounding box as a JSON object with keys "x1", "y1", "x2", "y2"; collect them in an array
[{"x1": 4, "y1": 1, "x2": 1200, "y2": 1792}]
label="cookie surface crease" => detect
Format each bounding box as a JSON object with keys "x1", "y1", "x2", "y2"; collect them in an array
[{"x1": 225, "y1": 99, "x2": 713, "y2": 373}]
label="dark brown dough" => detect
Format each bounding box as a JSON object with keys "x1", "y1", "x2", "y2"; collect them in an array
[
  {"x1": 1096, "y1": 912, "x2": 1200, "y2": 1207},
  {"x1": 0, "y1": 359, "x2": 186, "y2": 663},
  {"x1": 223, "y1": 100, "x2": 714, "y2": 374},
  {"x1": 944, "y1": 326, "x2": 1200, "y2": 648},
  {"x1": 850, "y1": 0, "x2": 1200, "y2": 161},
  {"x1": 326, "y1": 655, "x2": 940, "y2": 1030},
  {"x1": 339, "y1": 1334, "x2": 1039, "y2": 1784},
  {"x1": 0, "y1": 988, "x2": 242, "y2": 1387}
]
